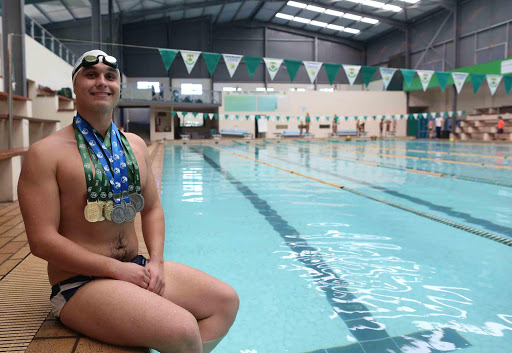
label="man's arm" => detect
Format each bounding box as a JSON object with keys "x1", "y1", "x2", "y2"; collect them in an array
[
  {"x1": 18, "y1": 141, "x2": 149, "y2": 286},
  {"x1": 129, "y1": 136, "x2": 166, "y2": 294}
]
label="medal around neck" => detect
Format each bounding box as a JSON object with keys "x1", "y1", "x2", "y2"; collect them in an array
[
  {"x1": 84, "y1": 201, "x2": 103, "y2": 222},
  {"x1": 111, "y1": 200, "x2": 126, "y2": 224},
  {"x1": 104, "y1": 200, "x2": 114, "y2": 221},
  {"x1": 130, "y1": 193, "x2": 145, "y2": 213},
  {"x1": 124, "y1": 202, "x2": 137, "y2": 222}
]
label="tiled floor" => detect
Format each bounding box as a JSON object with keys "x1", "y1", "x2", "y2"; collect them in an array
[{"x1": 0, "y1": 142, "x2": 163, "y2": 353}]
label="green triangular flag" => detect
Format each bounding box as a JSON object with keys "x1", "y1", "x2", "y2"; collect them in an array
[
  {"x1": 470, "y1": 74, "x2": 485, "y2": 93},
  {"x1": 323, "y1": 63, "x2": 341, "y2": 85},
  {"x1": 401, "y1": 68, "x2": 416, "y2": 88},
  {"x1": 503, "y1": 76, "x2": 512, "y2": 94},
  {"x1": 235, "y1": 115, "x2": 239, "y2": 119},
  {"x1": 435, "y1": 71, "x2": 451, "y2": 92},
  {"x1": 345, "y1": 116, "x2": 349, "y2": 121},
  {"x1": 214, "y1": 114, "x2": 218, "y2": 119},
  {"x1": 286, "y1": 116, "x2": 290, "y2": 121},
  {"x1": 244, "y1": 56, "x2": 262, "y2": 78},
  {"x1": 373, "y1": 116, "x2": 377, "y2": 120},
  {"x1": 361, "y1": 66, "x2": 378, "y2": 87},
  {"x1": 172, "y1": 111, "x2": 176, "y2": 117},
  {"x1": 202, "y1": 52, "x2": 221, "y2": 76},
  {"x1": 316, "y1": 117, "x2": 320, "y2": 121},
  {"x1": 159, "y1": 48, "x2": 178, "y2": 71},
  {"x1": 364, "y1": 116, "x2": 368, "y2": 120},
  {"x1": 193, "y1": 112, "x2": 198, "y2": 117},
  {"x1": 284, "y1": 59, "x2": 302, "y2": 82},
  {"x1": 246, "y1": 115, "x2": 250, "y2": 120},
  {"x1": 276, "y1": 116, "x2": 280, "y2": 121}
]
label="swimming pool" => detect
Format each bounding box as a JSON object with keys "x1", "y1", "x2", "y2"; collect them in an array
[{"x1": 160, "y1": 140, "x2": 512, "y2": 353}]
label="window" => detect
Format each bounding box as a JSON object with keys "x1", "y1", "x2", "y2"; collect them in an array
[
  {"x1": 137, "y1": 81, "x2": 160, "y2": 93},
  {"x1": 181, "y1": 83, "x2": 203, "y2": 95}
]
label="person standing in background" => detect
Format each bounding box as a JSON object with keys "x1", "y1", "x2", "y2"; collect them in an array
[
  {"x1": 435, "y1": 114, "x2": 443, "y2": 139},
  {"x1": 496, "y1": 116, "x2": 505, "y2": 140}
]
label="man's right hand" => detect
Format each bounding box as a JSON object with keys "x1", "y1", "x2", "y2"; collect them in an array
[{"x1": 115, "y1": 262, "x2": 151, "y2": 289}]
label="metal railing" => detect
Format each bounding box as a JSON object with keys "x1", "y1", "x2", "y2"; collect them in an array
[
  {"x1": 120, "y1": 84, "x2": 222, "y2": 105},
  {"x1": 24, "y1": 15, "x2": 76, "y2": 66}
]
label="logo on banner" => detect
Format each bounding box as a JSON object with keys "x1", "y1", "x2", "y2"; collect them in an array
[
  {"x1": 451, "y1": 72, "x2": 468, "y2": 94},
  {"x1": 343, "y1": 65, "x2": 361, "y2": 86},
  {"x1": 417, "y1": 70, "x2": 434, "y2": 91},
  {"x1": 186, "y1": 54, "x2": 195, "y2": 64},
  {"x1": 486, "y1": 74, "x2": 503, "y2": 96},
  {"x1": 223, "y1": 54, "x2": 243, "y2": 78},
  {"x1": 180, "y1": 50, "x2": 200, "y2": 74},
  {"x1": 380, "y1": 68, "x2": 397, "y2": 90},
  {"x1": 303, "y1": 61, "x2": 322, "y2": 83},
  {"x1": 263, "y1": 58, "x2": 283, "y2": 80}
]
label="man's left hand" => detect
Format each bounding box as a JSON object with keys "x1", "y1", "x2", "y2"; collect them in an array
[{"x1": 146, "y1": 259, "x2": 165, "y2": 296}]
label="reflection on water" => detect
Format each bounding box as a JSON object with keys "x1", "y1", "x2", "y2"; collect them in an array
[{"x1": 274, "y1": 222, "x2": 512, "y2": 345}]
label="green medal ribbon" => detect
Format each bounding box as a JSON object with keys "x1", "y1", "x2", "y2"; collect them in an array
[{"x1": 119, "y1": 133, "x2": 141, "y2": 195}]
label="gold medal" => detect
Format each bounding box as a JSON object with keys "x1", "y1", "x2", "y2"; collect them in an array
[
  {"x1": 104, "y1": 200, "x2": 114, "y2": 221},
  {"x1": 97, "y1": 201, "x2": 106, "y2": 222},
  {"x1": 84, "y1": 201, "x2": 103, "y2": 222}
]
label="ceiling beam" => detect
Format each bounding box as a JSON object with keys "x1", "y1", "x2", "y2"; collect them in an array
[
  {"x1": 249, "y1": 1, "x2": 266, "y2": 21},
  {"x1": 230, "y1": 1, "x2": 245, "y2": 22},
  {"x1": 33, "y1": 3, "x2": 53, "y2": 23},
  {"x1": 59, "y1": 0, "x2": 77, "y2": 21}
]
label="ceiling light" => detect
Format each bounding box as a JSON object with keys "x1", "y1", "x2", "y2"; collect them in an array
[
  {"x1": 296, "y1": 88, "x2": 306, "y2": 92},
  {"x1": 276, "y1": 13, "x2": 294, "y2": 20},
  {"x1": 343, "y1": 13, "x2": 362, "y2": 21},
  {"x1": 383, "y1": 4, "x2": 402, "y2": 12},
  {"x1": 362, "y1": 0, "x2": 384, "y2": 8},
  {"x1": 256, "y1": 88, "x2": 266, "y2": 91},
  {"x1": 325, "y1": 9, "x2": 344, "y2": 17},
  {"x1": 327, "y1": 24, "x2": 344, "y2": 31},
  {"x1": 305, "y1": 5, "x2": 325, "y2": 12},
  {"x1": 292, "y1": 16, "x2": 311, "y2": 24},
  {"x1": 399, "y1": 0, "x2": 420, "y2": 3},
  {"x1": 361, "y1": 17, "x2": 379, "y2": 24},
  {"x1": 343, "y1": 27, "x2": 360, "y2": 34},
  {"x1": 310, "y1": 20, "x2": 328, "y2": 27},
  {"x1": 287, "y1": 1, "x2": 307, "y2": 8},
  {"x1": 345, "y1": 0, "x2": 362, "y2": 3},
  {"x1": 266, "y1": 88, "x2": 275, "y2": 91}
]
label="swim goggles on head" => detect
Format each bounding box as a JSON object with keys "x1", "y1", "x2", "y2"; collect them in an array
[{"x1": 72, "y1": 54, "x2": 118, "y2": 78}]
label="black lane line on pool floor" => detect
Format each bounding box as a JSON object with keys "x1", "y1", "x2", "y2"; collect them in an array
[
  {"x1": 191, "y1": 146, "x2": 471, "y2": 352},
  {"x1": 264, "y1": 144, "x2": 512, "y2": 239}
]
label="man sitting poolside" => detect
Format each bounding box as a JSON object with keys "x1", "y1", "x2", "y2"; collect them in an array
[{"x1": 18, "y1": 50, "x2": 239, "y2": 353}]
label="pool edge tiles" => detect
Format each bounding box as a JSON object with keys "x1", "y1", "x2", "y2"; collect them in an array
[{"x1": 193, "y1": 145, "x2": 473, "y2": 353}]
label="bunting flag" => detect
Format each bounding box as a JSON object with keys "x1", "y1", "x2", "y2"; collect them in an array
[
  {"x1": 343, "y1": 65, "x2": 361, "y2": 86},
  {"x1": 452, "y1": 72, "x2": 469, "y2": 94},
  {"x1": 244, "y1": 56, "x2": 262, "y2": 78},
  {"x1": 223, "y1": 54, "x2": 243, "y2": 77},
  {"x1": 361, "y1": 66, "x2": 378, "y2": 87},
  {"x1": 379, "y1": 68, "x2": 397, "y2": 90},
  {"x1": 471, "y1": 74, "x2": 485, "y2": 93},
  {"x1": 159, "y1": 49, "x2": 178, "y2": 71},
  {"x1": 180, "y1": 50, "x2": 201, "y2": 74},
  {"x1": 435, "y1": 71, "x2": 451, "y2": 92},
  {"x1": 324, "y1": 63, "x2": 341, "y2": 85},
  {"x1": 263, "y1": 58, "x2": 283, "y2": 80},
  {"x1": 202, "y1": 52, "x2": 221, "y2": 76},
  {"x1": 413, "y1": 113, "x2": 418, "y2": 119},
  {"x1": 208, "y1": 113, "x2": 213, "y2": 119},
  {"x1": 284, "y1": 59, "x2": 302, "y2": 82},
  {"x1": 417, "y1": 70, "x2": 434, "y2": 91},
  {"x1": 505, "y1": 76, "x2": 512, "y2": 94},
  {"x1": 486, "y1": 74, "x2": 502, "y2": 96},
  {"x1": 401, "y1": 69, "x2": 416, "y2": 88},
  {"x1": 304, "y1": 61, "x2": 323, "y2": 83},
  {"x1": 448, "y1": 111, "x2": 454, "y2": 117}
]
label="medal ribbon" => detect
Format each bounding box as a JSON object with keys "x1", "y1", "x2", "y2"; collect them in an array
[
  {"x1": 119, "y1": 133, "x2": 141, "y2": 195},
  {"x1": 110, "y1": 124, "x2": 131, "y2": 205}
]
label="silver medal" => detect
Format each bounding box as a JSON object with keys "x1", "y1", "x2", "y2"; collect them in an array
[
  {"x1": 130, "y1": 193, "x2": 145, "y2": 212},
  {"x1": 124, "y1": 202, "x2": 137, "y2": 222},
  {"x1": 111, "y1": 200, "x2": 126, "y2": 224}
]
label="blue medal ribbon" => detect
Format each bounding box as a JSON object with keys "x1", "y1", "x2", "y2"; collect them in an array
[{"x1": 110, "y1": 124, "x2": 131, "y2": 205}]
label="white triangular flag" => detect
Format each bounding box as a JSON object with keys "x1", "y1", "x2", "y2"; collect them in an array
[
  {"x1": 250, "y1": 115, "x2": 255, "y2": 120},
  {"x1": 343, "y1": 65, "x2": 361, "y2": 86},
  {"x1": 413, "y1": 113, "x2": 418, "y2": 119},
  {"x1": 180, "y1": 50, "x2": 201, "y2": 74},
  {"x1": 177, "y1": 111, "x2": 183, "y2": 118},
  {"x1": 451, "y1": 72, "x2": 469, "y2": 94},
  {"x1": 379, "y1": 67, "x2": 397, "y2": 90},
  {"x1": 303, "y1": 61, "x2": 323, "y2": 83},
  {"x1": 457, "y1": 110, "x2": 463, "y2": 116},
  {"x1": 486, "y1": 74, "x2": 502, "y2": 96},
  {"x1": 208, "y1": 113, "x2": 213, "y2": 119},
  {"x1": 223, "y1": 54, "x2": 243, "y2": 78},
  {"x1": 448, "y1": 111, "x2": 454, "y2": 117},
  {"x1": 263, "y1": 58, "x2": 283, "y2": 81},
  {"x1": 417, "y1": 70, "x2": 434, "y2": 91},
  {"x1": 422, "y1": 113, "x2": 428, "y2": 119}
]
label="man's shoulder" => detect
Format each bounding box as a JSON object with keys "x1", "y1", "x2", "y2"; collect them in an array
[
  {"x1": 123, "y1": 132, "x2": 147, "y2": 151},
  {"x1": 27, "y1": 125, "x2": 74, "y2": 159}
]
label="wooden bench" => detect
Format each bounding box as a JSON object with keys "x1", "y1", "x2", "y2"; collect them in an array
[{"x1": 220, "y1": 129, "x2": 253, "y2": 139}]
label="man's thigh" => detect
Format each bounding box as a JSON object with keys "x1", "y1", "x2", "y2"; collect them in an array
[
  {"x1": 59, "y1": 278, "x2": 199, "y2": 347},
  {"x1": 160, "y1": 261, "x2": 238, "y2": 321}
]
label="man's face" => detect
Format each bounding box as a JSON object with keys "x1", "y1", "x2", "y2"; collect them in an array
[{"x1": 73, "y1": 62, "x2": 120, "y2": 113}]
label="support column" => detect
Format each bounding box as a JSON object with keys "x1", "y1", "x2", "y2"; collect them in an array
[
  {"x1": 451, "y1": 3, "x2": 460, "y2": 138},
  {"x1": 91, "y1": 0, "x2": 102, "y2": 50},
  {"x1": 2, "y1": 0, "x2": 26, "y2": 97},
  {"x1": 264, "y1": 27, "x2": 268, "y2": 90},
  {"x1": 405, "y1": 27, "x2": 410, "y2": 111},
  {"x1": 109, "y1": 0, "x2": 114, "y2": 54},
  {"x1": 314, "y1": 37, "x2": 318, "y2": 91}
]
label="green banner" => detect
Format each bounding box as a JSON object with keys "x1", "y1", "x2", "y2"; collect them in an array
[
  {"x1": 470, "y1": 73, "x2": 485, "y2": 93},
  {"x1": 401, "y1": 69, "x2": 416, "y2": 88},
  {"x1": 159, "y1": 49, "x2": 178, "y2": 71},
  {"x1": 284, "y1": 59, "x2": 302, "y2": 82},
  {"x1": 244, "y1": 56, "x2": 262, "y2": 78},
  {"x1": 323, "y1": 63, "x2": 341, "y2": 85},
  {"x1": 505, "y1": 76, "x2": 512, "y2": 95},
  {"x1": 361, "y1": 66, "x2": 378, "y2": 87},
  {"x1": 171, "y1": 111, "x2": 176, "y2": 117},
  {"x1": 435, "y1": 71, "x2": 451, "y2": 92},
  {"x1": 202, "y1": 52, "x2": 221, "y2": 76}
]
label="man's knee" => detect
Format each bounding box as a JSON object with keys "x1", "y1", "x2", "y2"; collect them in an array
[
  {"x1": 159, "y1": 312, "x2": 202, "y2": 352},
  {"x1": 217, "y1": 285, "x2": 240, "y2": 320}
]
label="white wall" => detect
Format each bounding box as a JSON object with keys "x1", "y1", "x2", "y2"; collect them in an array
[
  {"x1": 217, "y1": 90, "x2": 407, "y2": 139},
  {"x1": 25, "y1": 35, "x2": 73, "y2": 91}
]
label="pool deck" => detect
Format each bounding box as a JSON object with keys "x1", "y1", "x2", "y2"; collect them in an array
[{"x1": 0, "y1": 142, "x2": 164, "y2": 353}]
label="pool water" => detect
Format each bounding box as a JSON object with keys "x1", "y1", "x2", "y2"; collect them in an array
[{"x1": 160, "y1": 140, "x2": 512, "y2": 353}]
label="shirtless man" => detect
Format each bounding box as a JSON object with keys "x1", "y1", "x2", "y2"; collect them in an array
[{"x1": 18, "y1": 50, "x2": 239, "y2": 353}]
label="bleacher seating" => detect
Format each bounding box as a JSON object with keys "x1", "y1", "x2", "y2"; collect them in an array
[{"x1": 220, "y1": 129, "x2": 252, "y2": 139}]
